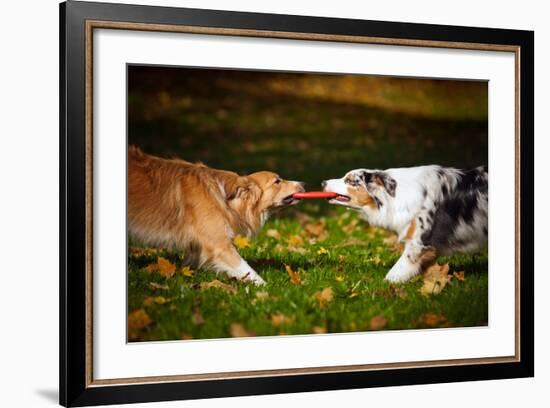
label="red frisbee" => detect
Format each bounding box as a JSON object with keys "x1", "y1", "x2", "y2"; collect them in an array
[{"x1": 293, "y1": 191, "x2": 338, "y2": 199}]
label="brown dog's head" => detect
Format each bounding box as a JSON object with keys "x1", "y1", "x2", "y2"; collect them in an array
[
  {"x1": 247, "y1": 171, "x2": 305, "y2": 210},
  {"x1": 217, "y1": 170, "x2": 304, "y2": 211}
]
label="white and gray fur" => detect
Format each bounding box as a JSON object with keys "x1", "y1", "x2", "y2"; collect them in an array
[{"x1": 323, "y1": 165, "x2": 488, "y2": 282}]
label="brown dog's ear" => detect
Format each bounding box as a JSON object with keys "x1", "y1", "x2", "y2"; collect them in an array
[{"x1": 223, "y1": 175, "x2": 261, "y2": 202}]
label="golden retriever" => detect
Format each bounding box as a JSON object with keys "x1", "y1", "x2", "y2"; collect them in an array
[{"x1": 128, "y1": 146, "x2": 305, "y2": 285}]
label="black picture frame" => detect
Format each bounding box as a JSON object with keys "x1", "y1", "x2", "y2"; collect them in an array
[{"x1": 60, "y1": 1, "x2": 534, "y2": 406}]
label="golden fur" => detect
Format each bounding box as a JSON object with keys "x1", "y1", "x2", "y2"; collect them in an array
[{"x1": 128, "y1": 146, "x2": 304, "y2": 285}]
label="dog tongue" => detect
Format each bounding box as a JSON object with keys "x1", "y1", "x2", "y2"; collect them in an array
[{"x1": 292, "y1": 192, "x2": 338, "y2": 199}]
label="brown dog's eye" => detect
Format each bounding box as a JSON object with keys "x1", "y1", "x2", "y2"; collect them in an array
[{"x1": 274, "y1": 178, "x2": 282, "y2": 184}]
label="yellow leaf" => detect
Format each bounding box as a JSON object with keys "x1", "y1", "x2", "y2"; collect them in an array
[
  {"x1": 200, "y1": 279, "x2": 238, "y2": 294},
  {"x1": 270, "y1": 313, "x2": 294, "y2": 327},
  {"x1": 349, "y1": 292, "x2": 359, "y2": 298},
  {"x1": 128, "y1": 309, "x2": 152, "y2": 340},
  {"x1": 420, "y1": 263, "x2": 451, "y2": 296},
  {"x1": 313, "y1": 326, "x2": 327, "y2": 334},
  {"x1": 287, "y1": 235, "x2": 304, "y2": 248},
  {"x1": 317, "y1": 247, "x2": 329, "y2": 256},
  {"x1": 181, "y1": 266, "x2": 194, "y2": 277},
  {"x1": 314, "y1": 287, "x2": 334, "y2": 307},
  {"x1": 335, "y1": 275, "x2": 345, "y2": 282},
  {"x1": 145, "y1": 256, "x2": 176, "y2": 278},
  {"x1": 233, "y1": 235, "x2": 251, "y2": 249},
  {"x1": 369, "y1": 315, "x2": 387, "y2": 330},
  {"x1": 453, "y1": 271, "x2": 466, "y2": 281},
  {"x1": 285, "y1": 264, "x2": 302, "y2": 285},
  {"x1": 229, "y1": 323, "x2": 253, "y2": 337}
]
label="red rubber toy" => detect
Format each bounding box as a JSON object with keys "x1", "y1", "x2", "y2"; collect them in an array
[{"x1": 292, "y1": 192, "x2": 338, "y2": 199}]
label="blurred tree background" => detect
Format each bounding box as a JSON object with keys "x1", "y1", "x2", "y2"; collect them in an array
[{"x1": 128, "y1": 65, "x2": 487, "y2": 192}]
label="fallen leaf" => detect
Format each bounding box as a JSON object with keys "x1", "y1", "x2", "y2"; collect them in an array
[
  {"x1": 181, "y1": 333, "x2": 193, "y2": 340},
  {"x1": 192, "y1": 308, "x2": 205, "y2": 325},
  {"x1": 418, "y1": 313, "x2": 447, "y2": 327},
  {"x1": 304, "y1": 220, "x2": 329, "y2": 241},
  {"x1": 420, "y1": 263, "x2": 451, "y2": 296},
  {"x1": 149, "y1": 282, "x2": 169, "y2": 291},
  {"x1": 369, "y1": 315, "x2": 388, "y2": 330},
  {"x1": 335, "y1": 275, "x2": 345, "y2": 282},
  {"x1": 128, "y1": 309, "x2": 152, "y2": 340},
  {"x1": 143, "y1": 296, "x2": 168, "y2": 306},
  {"x1": 285, "y1": 264, "x2": 302, "y2": 285},
  {"x1": 233, "y1": 235, "x2": 251, "y2": 249},
  {"x1": 145, "y1": 256, "x2": 176, "y2": 278},
  {"x1": 287, "y1": 235, "x2": 304, "y2": 248},
  {"x1": 181, "y1": 266, "x2": 194, "y2": 277},
  {"x1": 313, "y1": 326, "x2": 327, "y2": 334},
  {"x1": 255, "y1": 291, "x2": 269, "y2": 300},
  {"x1": 266, "y1": 229, "x2": 281, "y2": 239},
  {"x1": 342, "y1": 218, "x2": 359, "y2": 235},
  {"x1": 453, "y1": 271, "x2": 466, "y2": 281},
  {"x1": 349, "y1": 292, "x2": 359, "y2": 299},
  {"x1": 314, "y1": 287, "x2": 334, "y2": 307},
  {"x1": 317, "y1": 247, "x2": 329, "y2": 256},
  {"x1": 200, "y1": 279, "x2": 238, "y2": 294},
  {"x1": 229, "y1": 323, "x2": 254, "y2": 337},
  {"x1": 270, "y1": 313, "x2": 294, "y2": 327}
]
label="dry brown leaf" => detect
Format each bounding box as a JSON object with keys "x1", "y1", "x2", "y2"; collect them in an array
[
  {"x1": 418, "y1": 313, "x2": 447, "y2": 327},
  {"x1": 266, "y1": 229, "x2": 281, "y2": 240},
  {"x1": 149, "y1": 282, "x2": 169, "y2": 291},
  {"x1": 342, "y1": 218, "x2": 359, "y2": 235},
  {"x1": 369, "y1": 315, "x2": 388, "y2": 330},
  {"x1": 304, "y1": 220, "x2": 329, "y2": 241},
  {"x1": 314, "y1": 287, "x2": 334, "y2": 307},
  {"x1": 453, "y1": 271, "x2": 466, "y2": 281},
  {"x1": 270, "y1": 313, "x2": 294, "y2": 327},
  {"x1": 128, "y1": 309, "x2": 152, "y2": 340},
  {"x1": 229, "y1": 323, "x2": 254, "y2": 337},
  {"x1": 145, "y1": 256, "x2": 176, "y2": 278},
  {"x1": 191, "y1": 308, "x2": 205, "y2": 326},
  {"x1": 200, "y1": 279, "x2": 238, "y2": 294},
  {"x1": 313, "y1": 326, "x2": 327, "y2": 334},
  {"x1": 285, "y1": 264, "x2": 302, "y2": 285},
  {"x1": 255, "y1": 291, "x2": 269, "y2": 300},
  {"x1": 420, "y1": 263, "x2": 451, "y2": 296},
  {"x1": 181, "y1": 333, "x2": 193, "y2": 340},
  {"x1": 233, "y1": 235, "x2": 251, "y2": 249}
]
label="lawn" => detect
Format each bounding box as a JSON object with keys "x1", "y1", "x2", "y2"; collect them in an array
[{"x1": 127, "y1": 67, "x2": 488, "y2": 341}]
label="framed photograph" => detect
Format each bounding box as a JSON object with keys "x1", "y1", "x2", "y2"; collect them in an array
[{"x1": 60, "y1": 1, "x2": 534, "y2": 406}]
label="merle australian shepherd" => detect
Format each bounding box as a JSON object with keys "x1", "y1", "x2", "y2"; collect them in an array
[{"x1": 322, "y1": 165, "x2": 488, "y2": 282}]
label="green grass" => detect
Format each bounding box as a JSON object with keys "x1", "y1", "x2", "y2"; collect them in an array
[
  {"x1": 128, "y1": 207, "x2": 488, "y2": 341},
  {"x1": 127, "y1": 67, "x2": 488, "y2": 342}
]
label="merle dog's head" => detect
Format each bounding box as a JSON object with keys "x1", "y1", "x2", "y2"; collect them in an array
[{"x1": 322, "y1": 169, "x2": 397, "y2": 210}]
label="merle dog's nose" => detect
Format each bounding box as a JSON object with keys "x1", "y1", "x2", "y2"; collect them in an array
[{"x1": 321, "y1": 180, "x2": 327, "y2": 188}]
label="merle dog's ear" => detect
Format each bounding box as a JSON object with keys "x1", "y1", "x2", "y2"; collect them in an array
[{"x1": 372, "y1": 172, "x2": 397, "y2": 197}]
